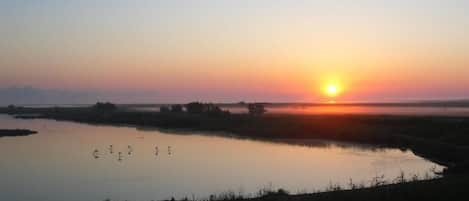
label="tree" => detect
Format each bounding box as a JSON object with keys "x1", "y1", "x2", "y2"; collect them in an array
[
  {"x1": 185, "y1": 102, "x2": 204, "y2": 113},
  {"x1": 205, "y1": 103, "x2": 230, "y2": 116},
  {"x1": 93, "y1": 102, "x2": 117, "y2": 111},
  {"x1": 185, "y1": 102, "x2": 230, "y2": 116},
  {"x1": 248, "y1": 103, "x2": 266, "y2": 115},
  {"x1": 160, "y1": 105, "x2": 170, "y2": 113},
  {"x1": 170, "y1": 104, "x2": 183, "y2": 112}
]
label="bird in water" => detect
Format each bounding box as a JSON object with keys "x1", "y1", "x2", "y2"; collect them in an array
[
  {"x1": 127, "y1": 145, "x2": 133, "y2": 155},
  {"x1": 92, "y1": 149, "x2": 99, "y2": 159},
  {"x1": 118, "y1": 152, "x2": 123, "y2": 162}
]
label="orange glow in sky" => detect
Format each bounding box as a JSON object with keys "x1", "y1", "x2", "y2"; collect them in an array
[{"x1": 1, "y1": 1, "x2": 469, "y2": 103}]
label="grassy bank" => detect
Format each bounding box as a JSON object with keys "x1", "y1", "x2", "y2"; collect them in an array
[{"x1": 245, "y1": 174, "x2": 469, "y2": 201}]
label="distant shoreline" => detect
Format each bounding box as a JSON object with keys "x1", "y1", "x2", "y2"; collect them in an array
[
  {"x1": 121, "y1": 100, "x2": 469, "y2": 108},
  {"x1": 3, "y1": 99, "x2": 469, "y2": 108}
]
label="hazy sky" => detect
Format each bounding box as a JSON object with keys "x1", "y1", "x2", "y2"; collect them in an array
[{"x1": 1, "y1": 0, "x2": 468, "y2": 102}]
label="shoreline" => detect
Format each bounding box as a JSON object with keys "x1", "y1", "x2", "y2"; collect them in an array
[{"x1": 0, "y1": 129, "x2": 37, "y2": 137}]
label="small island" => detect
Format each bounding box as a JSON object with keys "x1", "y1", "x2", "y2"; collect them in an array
[{"x1": 0, "y1": 129, "x2": 37, "y2": 137}]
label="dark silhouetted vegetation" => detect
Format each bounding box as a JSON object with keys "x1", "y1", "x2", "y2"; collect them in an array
[
  {"x1": 185, "y1": 102, "x2": 230, "y2": 116},
  {"x1": 248, "y1": 103, "x2": 266, "y2": 115},
  {"x1": 154, "y1": 170, "x2": 467, "y2": 201},
  {"x1": 160, "y1": 105, "x2": 171, "y2": 113},
  {"x1": 93, "y1": 102, "x2": 117, "y2": 111},
  {"x1": 171, "y1": 104, "x2": 184, "y2": 113},
  {"x1": 160, "y1": 105, "x2": 184, "y2": 113},
  {"x1": 186, "y1": 102, "x2": 206, "y2": 114},
  {"x1": 0, "y1": 129, "x2": 37, "y2": 137}
]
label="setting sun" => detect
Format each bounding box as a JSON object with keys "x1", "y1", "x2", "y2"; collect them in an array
[{"x1": 324, "y1": 84, "x2": 341, "y2": 97}]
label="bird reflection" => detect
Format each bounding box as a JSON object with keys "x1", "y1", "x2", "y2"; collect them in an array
[
  {"x1": 155, "y1": 146, "x2": 159, "y2": 156},
  {"x1": 168, "y1": 146, "x2": 172, "y2": 155},
  {"x1": 118, "y1": 152, "x2": 123, "y2": 162},
  {"x1": 127, "y1": 145, "x2": 133, "y2": 155},
  {"x1": 92, "y1": 149, "x2": 99, "y2": 159}
]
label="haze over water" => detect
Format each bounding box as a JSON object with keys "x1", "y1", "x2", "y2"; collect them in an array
[{"x1": 134, "y1": 105, "x2": 469, "y2": 117}]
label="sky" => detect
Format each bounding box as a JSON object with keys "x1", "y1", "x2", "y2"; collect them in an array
[{"x1": 1, "y1": 0, "x2": 468, "y2": 103}]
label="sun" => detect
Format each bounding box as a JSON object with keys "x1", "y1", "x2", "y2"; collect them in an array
[{"x1": 324, "y1": 84, "x2": 341, "y2": 97}]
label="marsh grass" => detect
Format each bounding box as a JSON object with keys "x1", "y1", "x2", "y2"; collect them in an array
[{"x1": 102, "y1": 169, "x2": 443, "y2": 201}]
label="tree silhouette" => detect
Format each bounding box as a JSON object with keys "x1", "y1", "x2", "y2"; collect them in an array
[
  {"x1": 185, "y1": 102, "x2": 205, "y2": 113},
  {"x1": 185, "y1": 102, "x2": 230, "y2": 116},
  {"x1": 92, "y1": 102, "x2": 117, "y2": 111},
  {"x1": 160, "y1": 105, "x2": 170, "y2": 113},
  {"x1": 171, "y1": 104, "x2": 183, "y2": 112},
  {"x1": 248, "y1": 103, "x2": 267, "y2": 115}
]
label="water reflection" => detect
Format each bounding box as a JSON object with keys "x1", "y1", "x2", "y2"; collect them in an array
[
  {"x1": 128, "y1": 145, "x2": 133, "y2": 155},
  {"x1": 0, "y1": 115, "x2": 444, "y2": 201},
  {"x1": 118, "y1": 152, "x2": 123, "y2": 162},
  {"x1": 136, "y1": 126, "x2": 401, "y2": 153},
  {"x1": 92, "y1": 149, "x2": 99, "y2": 159}
]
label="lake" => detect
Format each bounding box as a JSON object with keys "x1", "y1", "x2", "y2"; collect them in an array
[{"x1": 0, "y1": 115, "x2": 444, "y2": 201}]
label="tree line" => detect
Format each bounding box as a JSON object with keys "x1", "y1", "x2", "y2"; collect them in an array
[{"x1": 159, "y1": 102, "x2": 267, "y2": 116}]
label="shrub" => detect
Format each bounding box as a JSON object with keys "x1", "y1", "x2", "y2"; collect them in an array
[
  {"x1": 186, "y1": 102, "x2": 205, "y2": 114},
  {"x1": 160, "y1": 105, "x2": 170, "y2": 113},
  {"x1": 92, "y1": 102, "x2": 117, "y2": 111},
  {"x1": 248, "y1": 103, "x2": 267, "y2": 115},
  {"x1": 171, "y1": 104, "x2": 183, "y2": 112},
  {"x1": 185, "y1": 102, "x2": 229, "y2": 116}
]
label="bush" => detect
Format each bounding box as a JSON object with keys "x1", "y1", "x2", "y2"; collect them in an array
[
  {"x1": 276, "y1": 188, "x2": 289, "y2": 195},
  {"x1": 248, "y1": 103, "x2": 267, "y2": 115},
  {"x1": 92, "y1": 102, "x2": 117, "y2": 111},
  {"x1": 185, "y1": 102, "x2": 230, "y2": 116},
  {"x1": 186, "y1": 102, "x2": 205, "y2": 114},
  {"x1": 160, "y1": 105, "x2": 170, "y2": 113},
  {"x1": 206, "y1": 104, "x2": 230, "y2": 117},
  {"x1": 171, "y1": 104, "x2": 183, "y2": 112}
]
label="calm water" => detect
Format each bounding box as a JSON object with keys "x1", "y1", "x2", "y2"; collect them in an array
[{"x1": 0, "y1": 115, "x2": 444, "y2": 201}]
